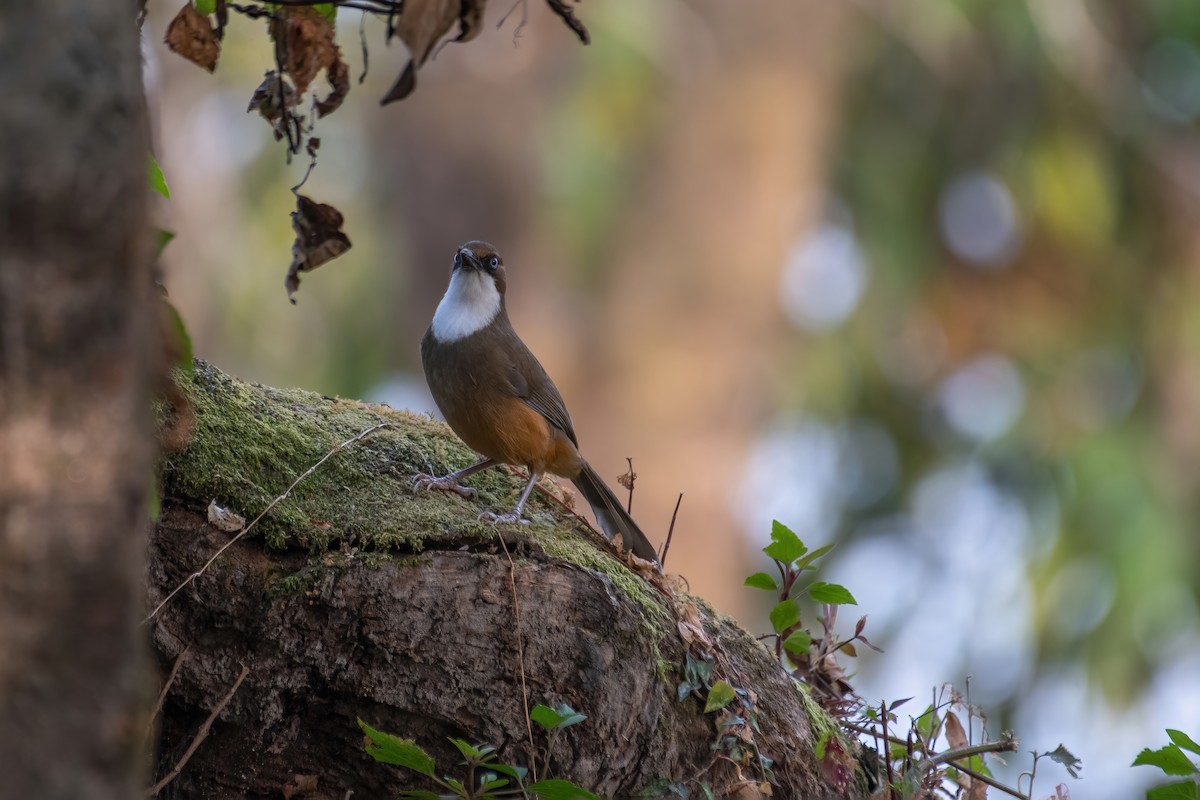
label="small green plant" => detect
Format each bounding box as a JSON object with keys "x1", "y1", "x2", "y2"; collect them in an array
[
  {"x1": 744, "y1": 520, "x2": 877, "y2": 706},
  {"x1": 359, "y1": 703, "x2": 598, "y2": 800},
  {"x1": 1134, "y1": 729, "x2": 1200, "y2": 800}
]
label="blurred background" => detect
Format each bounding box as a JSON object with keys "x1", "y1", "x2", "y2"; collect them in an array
[{"x1": 145, "y1": 0, "x2": 1200, "y2": 795}]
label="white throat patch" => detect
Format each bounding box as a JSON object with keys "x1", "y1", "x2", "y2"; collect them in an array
[{"x1": 431, "y1": 269, "x2": 501, "y2": 342}]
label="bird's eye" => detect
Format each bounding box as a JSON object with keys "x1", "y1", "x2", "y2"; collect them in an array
[{"x1": 488, "y1": 256, "x2": 500, "y2": 269}]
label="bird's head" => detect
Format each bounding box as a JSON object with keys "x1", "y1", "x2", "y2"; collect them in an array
[{"x1": 453, "y1": 240, "x2": 507, "y2": 296}]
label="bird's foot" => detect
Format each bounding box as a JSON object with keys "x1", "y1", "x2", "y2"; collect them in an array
[
  {"x1": 478, "y1": 510, "x2": 529, "y2": 527},
  {"x1": 412, "y1": 473, "x2": 478, "y2": 500}
]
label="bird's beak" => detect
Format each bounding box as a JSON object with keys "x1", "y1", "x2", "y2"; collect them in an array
[{"x1": 458, "y1": 248, "x2": 482, "y2": 271}]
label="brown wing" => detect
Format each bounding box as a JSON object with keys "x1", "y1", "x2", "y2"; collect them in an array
[{"x1": 495, "y1": 319, "x2": 579, "y2": 447}]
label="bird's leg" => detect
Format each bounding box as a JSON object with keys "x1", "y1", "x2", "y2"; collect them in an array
[
  {"x1": 412, "y1": 458, "x2": 497, "y2": 499},
  {"x1": 479, "y1": 470, "x2": 541, "y2": 526}
]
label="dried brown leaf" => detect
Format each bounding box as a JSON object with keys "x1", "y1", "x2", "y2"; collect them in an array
[
  {"x1": 285, "y1": 195, "x2": 351, "y2": 303},
  {"x1": 272, "y1": 7, "x2": 340, "y2": 96},
  {"x1": 164, "y1": 1, "x2": 220, "y2": 72},
  {"x1": 247, "y1": 71, "x2": 298, "y2": 141},
  {"x1": 616, "y1": 466, "x2": 636, "y2": 491},
  {"x1": 455, "y1": 0, "x2": 487, "y2": 42},
  {"x1": 380, "y1": 0, "x2": 487, "y2": 104},
  {"x1": 945, "y1": 711, "x2": 968, "y2": 750},
  {"x1": 315, "y1": 55, "x2": 350, "y2": 117},
  {"x1": 207, "y1": 501, "x2": 245, "y2": 532}
]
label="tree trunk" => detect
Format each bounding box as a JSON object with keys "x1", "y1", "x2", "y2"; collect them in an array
[
  {"x1": 0, "y1": 3, "x2": 153, "y2": 800},
  {"x1": 147, "y1": 362, "x2": 863, "y2": 798}
]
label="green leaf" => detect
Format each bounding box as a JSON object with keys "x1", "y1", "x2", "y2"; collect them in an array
[
  {"x1": 814, "y1": 730, "x2": 830, "y2": 761},
  {"x1": 163, "y1": 301, "x2": 194, "y2": 375},
  {"x1": 154, "y1": 228, "x2": 175, "y2": 258},
  {"x1": 488, "y1": 763, "x2": 528, "y2": 782},
  {"x1": 699, "y1": 781, "x2": 715, "y2": 800},
  {"x1": 1044, "y1": 743, "x2": 1082, "y2": 778},
  {"x1": 554, "y1": 703, "x2": 587, "y2": 728},
  {"x1": 1147, "y1": 782, "x2": 1200, "y2": 800},
  {"x1": 704, "y1": 680, "x2": 736, "y2": 713},
  {"x1": 193, "y1": 0, "x2": 216, "y2": 14},
  {"x1": 794, "y1": 543, "x2": 836, "y2": 572},
  {"x1": 479, "y1": 776, "x2": 509, "y2": 791},
  {"x1": 357, "y1": 720, "x2": 435, "y2": 776},
  {"x1": 782, "y1": 629, "x2": 812, "y2": 656},
  {"x1": 1135, "y1": 745, "x2": 1198, "y2": 776},
  {"x1": 147, "y1": 153, "x2": 170, "y2": 199},
  {"x1": 763, "y1": 520, "x2": 806, "y2": 564},
  {"x1": 769, "y1": 599, "x2": 801, "y2": 634},
  {"x1": 314, "y1": 2, "x2": 337, "y2": 21},
  {"x1": 527, "y1": 777, "x2": 600, "y2": 800},
  {"x1": 914, "y1": 705, "x2": 938, "y2": 742},
  {"x1": 1170, "y1": 731, "x2": 1200, "y2": 758},
  {"x1": 530, "y1": 704, "x2": 585, "y2": 730},
  {"x1": 448, "y1": 737, "x2": 482, "y2": 762},
  {"x1": 744, "y1": 571, "x2": 778, "y2": 591},
  {"x1": 530, "y1": 704, "x2": 563, "y2": 729},
  {"x1": 808, "y1": 582, "x2": 857, "y2": 605}
]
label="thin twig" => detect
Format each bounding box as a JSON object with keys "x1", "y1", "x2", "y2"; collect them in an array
[
  {"x1": 143, "y1": 422, "x2": 391, "y2": 626},
  {"x1": 235, "y1": 0, "x2": 405, "y2": 12},
  {"x1": 496, "y1": 0, "x2": 529, "y2": 45},
  {"x1": 658, "y1": 492, "x2": 683, "y2": 566},
  {"x1": 145, "y1": 646, "x2": 191, "y2": 744},
  {"x1": 146, "y1": 664, "x2": 251, "y2": 796},
  {"x1": 495, "y1": 534, "x2": 537, "y2": 776},
  {"x1": 624, "y1": 457, "x2": 634, "y2": 514},
  {"x1": 358, "y1": 10, "x2": 369, "y2": 83}
]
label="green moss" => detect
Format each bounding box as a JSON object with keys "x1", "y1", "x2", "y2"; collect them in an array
[
  {"x1": 795, "y1": 680, "x2": 846, "y2": 751},
  {"x1": 266, "y1": 563, "x2": 322, "y2": 599},
  {"x1": 164, "y1": 359, "x2": 671, "y2": 636},
  {"x1": 164, "y1": 360, "x2": 530, "y2": 552}
]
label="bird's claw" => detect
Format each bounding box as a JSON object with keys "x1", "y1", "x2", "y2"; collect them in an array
[
  {"x1": 412, "y1": 472, "x2": 478, "y2": 500},
  {"x1": 478, "y1": 510, "x2": 529, "y2": 527}
]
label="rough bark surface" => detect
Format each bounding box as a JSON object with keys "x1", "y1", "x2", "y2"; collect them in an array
[
  {"x1": 0, "y1": 3, "x2": 153, "y2": 800},
  {"x1": 147, "y1": 363, "x2": 861, "y2": 799}
]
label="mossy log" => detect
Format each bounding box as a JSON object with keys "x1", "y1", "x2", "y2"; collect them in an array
[{"x1": 147, "y1": 361, "x2": 862, "y2": 799}]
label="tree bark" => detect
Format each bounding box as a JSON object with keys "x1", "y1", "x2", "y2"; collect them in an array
[
  {"x1": 0, "y1": 2, "x2": 153, "y2": 799},
  {"x1": 147, "y1": 362, "x2": 863, "y2": 798}
]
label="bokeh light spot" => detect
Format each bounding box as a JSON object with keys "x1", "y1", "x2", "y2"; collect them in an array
[{"x1": 937, "y1": 171, "x2": 1022, "y2": 268}]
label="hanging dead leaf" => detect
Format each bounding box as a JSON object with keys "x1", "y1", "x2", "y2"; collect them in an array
[
  {"x1": 315, "y1": 55, "x2": 350, "y2": 117},
  {"x1": 271, "y1": 7, "x2": 340, "y2": 96},
  {"x1": 455, "y1": 0, "x2": 487, "y2": 43},
  {"x1": 164, "y1": 1, "x2": 220, "y2": 72},
  {"x1": 285, "y1": 195, "x2": 351, "y2": 303},
  {"x1": 380, "y1": 0, "x2": 487, "y2": 104},
  {"x1": 247, "y1": 71, "x2": 298, "y2": 142}
]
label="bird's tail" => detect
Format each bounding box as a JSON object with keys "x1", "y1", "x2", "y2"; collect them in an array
[{"x1": 572, "y1": 461, "x2": 659, "y2": 564}]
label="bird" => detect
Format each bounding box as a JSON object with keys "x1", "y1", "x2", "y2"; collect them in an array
[{"x1": 415, "y1": 240, "x2": 660, "y2": 565}]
